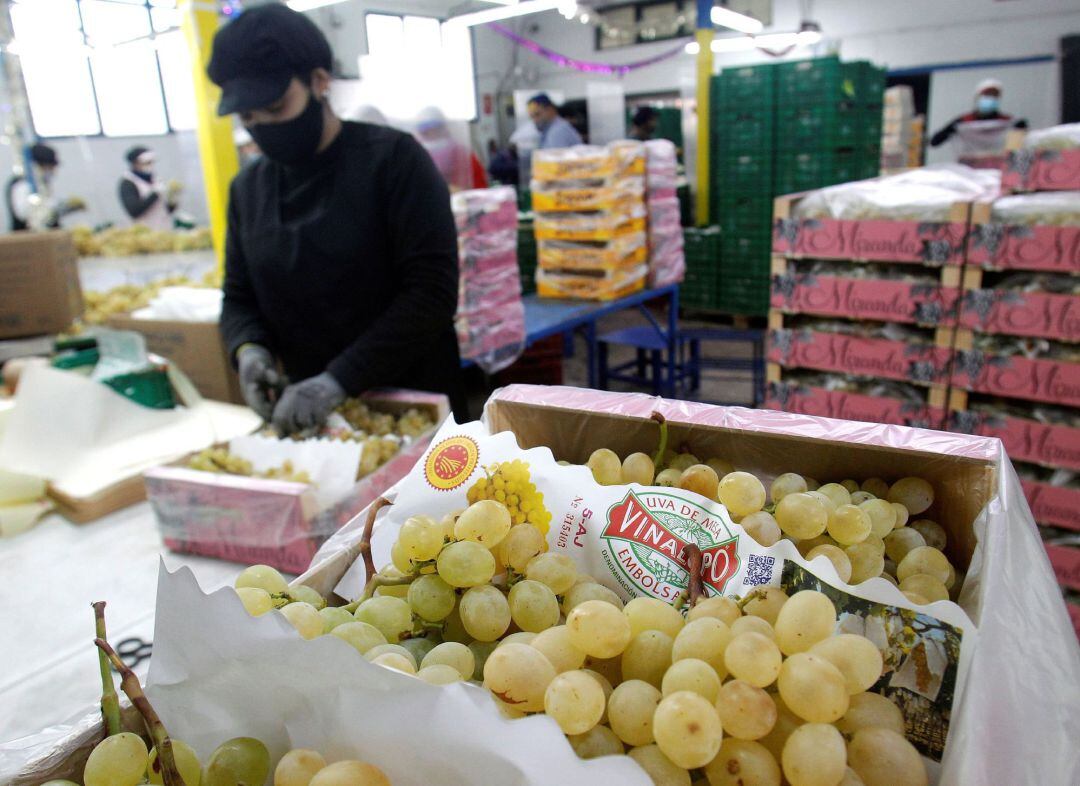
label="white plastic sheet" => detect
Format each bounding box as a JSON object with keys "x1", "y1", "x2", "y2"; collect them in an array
[{"x1": 1023, "y1": 122, "x2": 1080, "y2": 151}]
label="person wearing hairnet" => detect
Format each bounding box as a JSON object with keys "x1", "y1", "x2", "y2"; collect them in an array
[
  {"x1": 930, "y1": 79, "x2": 1027, "y2": 157},
  {"x1": 415, "y1": 106, "x2": 487, "y2": 192},
  {"x1": 118, "y1": 146, "x2": 181, "y2": 230},
  {"x1": 6, "y1": 143, "x2": 85, "y2": 231},
  {"x1": 207, "y1": 5, "x2": 466, "y2": 433}
]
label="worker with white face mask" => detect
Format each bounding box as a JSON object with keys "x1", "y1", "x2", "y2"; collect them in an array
[{"x1": 930, "y1": 79, "x2": 1028, "y2": 157}]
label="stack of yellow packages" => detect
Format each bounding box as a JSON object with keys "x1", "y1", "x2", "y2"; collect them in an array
[{"x1": 532, "y1": 141, "x2": 648, "y2": 300}]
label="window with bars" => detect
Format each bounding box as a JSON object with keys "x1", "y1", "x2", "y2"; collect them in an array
[{"x1": 11, "y1": 0, "x2": 196, "y2": 138}]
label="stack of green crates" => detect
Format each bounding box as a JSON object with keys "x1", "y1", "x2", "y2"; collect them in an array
[
  {"x1": 707, "y1": 56, "x2": 885, "y2": 316},
  {"x1": 681, "y1": 226, "x2": 722, "y2": 310},
  {"x1": 517, "y1": 218, "x2": 537, "y2": 296}
]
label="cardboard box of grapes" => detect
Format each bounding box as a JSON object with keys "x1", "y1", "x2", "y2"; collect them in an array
[{"x1": 144, "y1": 390, "x2": 449, "y2": 574}]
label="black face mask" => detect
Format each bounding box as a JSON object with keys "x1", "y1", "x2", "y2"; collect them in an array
[
  {"x1": 248, "y1": 92, "x2": 324, "y2": 166},
  {"x1": 132, "y1": 170, "x2": 153, "y2": 183}
]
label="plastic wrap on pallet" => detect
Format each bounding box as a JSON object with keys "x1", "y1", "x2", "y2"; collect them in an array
[
  {"x1": 536, "y1": 263, "x2": 648, "y2": 300},
  {"x1": 794, "y1": 164, "x2": 1000, "y2": 221},
  {"x1": 1023, "y1": 123, "x2": 1080, "y2": 151},
  {"x1": 608, "y1": 139, "x2": 647, "y2": 177},
  {"x1": 648, "y1": 228, "x2": 686, "y2": 288},
  {"x1": 452, "y1": 187, "x2": 525, "y2": 374},
  {"x1": 532, "y1": 144, "x2": 616, "y2": 181},
  {"x1": 534, "y1": 207, "x2": 647, "y2": 242},
  {"x1": 644, "y1": 142, "x2": 685, "y2": 288},
  {"x1": 537, "y1": 232, "x2": 647, "y2": 271},
  {"x1": 990, "y1": 191, "x2": 1080, "y2": 225}
]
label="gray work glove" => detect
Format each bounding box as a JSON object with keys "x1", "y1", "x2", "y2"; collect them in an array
[
  {"x1": 271, "y1": 372, "x2": 346, "y2": 436},
  {"x1": 237, "y1": 344, "x2": 282, "y2": 421}
]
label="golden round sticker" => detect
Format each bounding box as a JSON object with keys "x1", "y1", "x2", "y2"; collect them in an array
[{"x1": 424, "y1": 436, "x2": 479, "y2": 491}]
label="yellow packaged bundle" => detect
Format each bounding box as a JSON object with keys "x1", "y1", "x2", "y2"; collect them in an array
[
  {"x1": 532, "y1": 145, "x2": 616, "y2": 182},
  {"x1": 531, "y1": 177, "x2": 645, "y2": 212},
  {"x1": 536, "y1": 263, "x2": 648, "y2": 301},
  {"x1": 608, "y1": 139, "x2": 646, "y2": 177},
  {"x1": 533, "y1": 206, "x2": 647, "y2": 242},
  {"x1": 537, "y1": 232, "x2": 648, "y2": 272}
]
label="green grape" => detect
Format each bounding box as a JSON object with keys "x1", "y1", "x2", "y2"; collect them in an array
[
  {"x1": 309, "y1": 761, "x2": 391, "y2": 786},
  {"x1": 715, "y1": 679, "x2": 777, "y2": 741},
  {"x1": 770, "y1": 472, "x2": 807, "y2": 503},
  {"x1": 235, "y1": 564, "x2": 288, "y2": 595},
  {"x1": 441, "y1": 601, "x2": 470, "y2": 643},
  {"x1": 836, "y1": 692, "x2": 906, "y2": 738},
  {"x1": 887, "y1": 477, "x2": 934, "y2": 515},
  {"x1": 910, "y1": 519, "x2": 946, "y2": 550},
  {"x1": 724, "y1": 632, "x2": 782, "y2": 688},
  {"x1": 758, "y1": 694, "x2": 805, "y2": 765},
  {"x1": 743, "y1": 586, "x2": 788, "y2": 626},
  {"x1": 421, "y1": 641, "x2": 475, "y2": 679},
  {"x1": 730, "y1": 614, "x2": 775, "y2": 640},
  {"x1": 274, "y1": 748, "x2": 325, "y2": 786},
  {"x1": 459, "y1": 585, "x2": 512, "y2": 641},
  {"x1": 371, "y1": 651, "x2": 416, "y2": 674},
  {"x1": 468, "y1": 640, "x2": 499, "y2": 680},
  {"x1": 454, "y1": 500, "x2": 512, "y2": 548},
  {"x1": 850, "y1": 490, "x2": 875, "y2": 505},
  {"x1": 437, "y1": 541, "x2": 496, "y2": 587},
  {"x1": 669, "y1": 453, "x2": 699, "y2": 472},
  {"x1": 508, "y1": 579, "x2": 560, "y2": 632},
  {"x1": 544, "y1": 669, "x2": 606, "y2": 734},
  {"x1": 845, "y1": 543, "x2": 886, "y2": 584},
  {"x1": 561, "y1": 581, "x2": 623, "y2": 615},
  {"x1": 678, "y1": 464, "x2": 719, "y2": 500},
  {"x1": 354, "y1": 596, "x2": 413, "y2": 643},
  {"x1": 365, "y1": 643, "x2": 417, "y2": 668},
  {"x1": 795, "y1": 534, "x2": 835, "y2": 558},
  {"x1": 418, "y1": 663, "x2": 464, "y2": 685},
  {"x1": 805, "y1": 544, "x2": 853, "y2": 583},
  {"x1": 655, "y1": 467, "x2": 682, "y2": 487},
  {"x1": 330, "y1": 621, "x2": 386, "y2": 654},
  {"x1": 399, "y1": 514, "x2": 445, "y2": 561},
  {"x1": 580, "y1": 668, "x2": 614, "y2": 723},
  {"x1": 740, "y1": 511, "x2": 782, "y2": 547},
  {"x1": 408, "y1": 574, "x2": 456, "y2": 621},
  {"x1": 288, "y1": 584, "x2": 326, "y2": 609},
  {"x1": 203, "y1": 737, "x2": 270, "y2": 786},
  {"x1": 899, "y1": 574, "x2": 949, "y2": 602},
  {"x1": 525, "y1": 552, "x2": 578, "y2": 594},
  {"x1": 840, "y1": 479, "x2": 860, "y2": 493},
  {"x1": 686, "y1": 596, "x2": 740, "y2": 626},
  {"x1": 809, "y1": 634, "x2": 884, "y2": 695},
  {"x1": 775, "y1": 493, "x2": 828, "y2": 540},
  {"x1": 896, "y1": 546, "x2": 951, "y2": 584},
  {"x1": 805, "y1": 489, "x2": 836, "y2": 513},
  {"x1": 567, "y1": 600, "x2": 633, "y2": 658},
  {"x1": 777, "y1": 653, "x2": 849, "y2": 723},
  {"x1": 672, "y1": 617, "x2": 731, "y2": 677},
  {"x1": 147, "y1": 740, "x2": 201, "y2": 785},
  {"x1": 847, "y1": 728, "x2": 928, "y2": 786},
  {"x1": 500, "y1": 631, "x2": 538, "y2": 647},
  {"x1": 621, "y1": 630, "x2": 674, "y2": 687},
  {"x1": 627, "y1": 745, "x2": 691, "y2": 786},
  {"x1": 817, "y1": 483, "x2": 852, "y2": 509},
  {"x1": 390, "y1": 540, "x2": 413, "y2": 573},
  {"x1": 884, "y1": 528, "x2": 926, "y2": 563},
  {"x1": 660, "y1": 658, "x2": 721, "y2": 703},
  {"x1": 483, "y1": 642, "x2": 556, "y2": 711},
  {"x1": 587, "y1": 448, "x2": 623, "y2": 485},
  {"x1": 608, "y1": 679, "x2": 662, "y2": 746},
  {"x1": 704, "y1": 738, "x2": 781, "y2": 786},
  {"x1": 83, "y1": 732, "x2": 148, "y2": 786},
  {"x1": 891, "y1": 502, "x2": 910, "y2": 528},
  {"x1": 279, "y1": 602, "x2": 323, "y2": 640},
  {"x1": 399, "y1": 635, "x2": 438, "y2": 665},
  {"x1": 319, "y1": 606, "x2": 354, "y2": 633},
  {"x1": 827, "y1": 504, "x2": 872, "y2": 546},
  {"x1": 498, "y1": 524, "x2": 547, "y2": 573},
  {"x1": 567, "y1": 725, "x2": 625, "y2": 760},
  {"x1": 622, "y1": 452, "x2": 655, "y2": 485},
  {"x1": 859, "y1": 499, "x2": 897, "y2": 539},
  {"x1": 531, "y1": 624, "x2": 587, "y2": 672},
  {"x1": 40, "y1": 782, "x2": 79, "y2": 786},
  {"x1": 652, "y1": 690, "x2": 724, "y2": 769},
  {"x1": 717, "y1": 472, "x2": 766, "y2": 518},
  {"x1": 235, "y1": 587, "x2": 273, "y2": 617},
  {"x1": 803, "y1": 477, "x2": 820, "y2": 491},
  {"x1": 861, "y1": 477, "x2": 890, "y2": 498},
  {"x1": 781, "y1": 723, "x2": 846, "y2": 786},
  {"x1": 624, "y1": 596, "x2": 685, "y2": 639},
  {"x1": 773, "y1": 591, "x2": 836, "y2": 656}
]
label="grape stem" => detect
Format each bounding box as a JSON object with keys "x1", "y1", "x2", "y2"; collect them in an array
[
  {"x1": 736, "y1": 587, "x2": 766, "y2": 610},
  {"x1": 358, "y1": 496, "x2": 393, "y2": 581},
  {"x1": 650, "y1": 411, "x2": 668, "y2": 469},
  {"x1": 94, "y1": 636, "x2": 187, "y2": 786},
  {"x1": 684, "y1": 544, "x2": 704, "y2": 607},
  {"x1": 92, "y1": 602, "x2": 121, "y2": 736}
]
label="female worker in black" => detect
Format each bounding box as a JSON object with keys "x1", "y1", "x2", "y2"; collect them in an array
[{"x1": 208, "y1": 5, "x2": 466, "y2": 433}]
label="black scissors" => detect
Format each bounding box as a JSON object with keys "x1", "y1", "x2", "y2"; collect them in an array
[{"x1": 114, "y1": 637, "x2": 153, "y2": 669}]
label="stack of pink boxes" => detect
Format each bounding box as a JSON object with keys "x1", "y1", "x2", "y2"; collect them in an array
[{"x1": 644, "y1": 139, "x2": 685, "y2": 288}]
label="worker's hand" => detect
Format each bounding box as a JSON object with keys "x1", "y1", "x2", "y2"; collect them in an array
[
  {"x1": 271, "y1": 372, "x2": 346, "y2": 436},
  {"x1": 237, "y1": 344, "x2": 282, "y2": 421},
  {"x1": 64, "y1": 196, "x2": 86, "y2": 213},
  {"x1": 167, "y1": 180, "x2": 183, "y2": 199}
]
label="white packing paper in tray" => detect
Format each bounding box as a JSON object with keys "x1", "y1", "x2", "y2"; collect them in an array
[
  {"x1": 130, "y1": 285, "x2": 224, "y2": 322},
  {"x1": 145, "y1": 565, "x2": 651, "y2": 786},
  {"x1": 227, "y1": 434, "x2": 363, "y2": 512}
]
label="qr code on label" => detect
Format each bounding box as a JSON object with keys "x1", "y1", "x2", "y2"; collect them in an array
[{"x1": 743, "y1": 553, "x2": 775, "y2": 587}]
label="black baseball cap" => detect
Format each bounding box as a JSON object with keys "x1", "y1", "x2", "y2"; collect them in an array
[
  {"x1": 207, "y1": 5, "x2": 333, "y2": 116},
  {"x1": 30, "y1": 143, "x2": 58, "y2": 167}
]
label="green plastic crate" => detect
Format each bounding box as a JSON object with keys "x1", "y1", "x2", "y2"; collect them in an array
[
  {"x1": 714, "y1": 152, "x2": 774, "y2": 194},
  {"x1": 772, "y1": 149, "x2": 848, "y2": 194},
  {"x1": 776, "y1": 56, "x2": 841, "y2": 103},
  {"x1": 775, "y1": 103, "x2": 861, "y2": 149},
  {"x1": 841, "y1": 61, "x2": 887, "y2": 106},
  {"x1": 714, "y1": 193, "x2": 773, "y2": 235},
  {"x1": 713, "y1": 104, "x2": 774, "y2": 152},
  {"x1": 715, "y1": 64, "x2": 776, "y2": 107},
  {"x1": 717, "y1": 274, "x2": 770, "y2": 316}
]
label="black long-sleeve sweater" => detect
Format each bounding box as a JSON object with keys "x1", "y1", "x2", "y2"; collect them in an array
[{"x1": 220, "y1": 121, "x2": 467, "y2": 419}]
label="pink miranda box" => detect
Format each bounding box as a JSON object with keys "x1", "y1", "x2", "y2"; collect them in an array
[
  {"x1": 949, "y1": 410, "x2": 1080, "y2": 473},
  {"x1": 770, "y1": 271, "x2": 961, "y2": 327},
  {"x1": 1045, "y1": 544, "x2": 1080, "y2": 593},
  {"x1": 764, "y1": 381, "x2": 947, "y2": 430},
  {"x1": 767, "y1": 329, "x2": 953, "y2": 387},
  {"x1": 144, "y1": 390, "x2": 449, "y2": 574},
  {"x1": 951, "y1": 351, "x2": 1080, "y2": 408},
  {"x1": 771, "y1": 192, "x2": 970, "y2": 265},
  {"x1": 1001, "y1": 148, "x2": 1080, "y2": 194},
  {"x1": 959, "y1": 288, "x2": 1079, "y2": 341},
  {"x1": 1021, "y1": 479, "x2": 1080, "y2": 533}
]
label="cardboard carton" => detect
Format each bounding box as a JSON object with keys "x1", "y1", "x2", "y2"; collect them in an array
[{"x1": 0, "y1": 231, "x2": 82, "y2": 338}]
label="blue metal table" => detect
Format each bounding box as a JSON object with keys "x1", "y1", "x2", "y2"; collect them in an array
[{"x1": 515, "y1": 283, "x2": 680, "y2": 392}]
